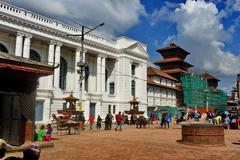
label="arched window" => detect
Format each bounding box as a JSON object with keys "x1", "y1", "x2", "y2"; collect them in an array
[
  {"x1": 59, "y1": 57, "x2": 67, "y2": 90},
  {"x1": 0, "y1": 43, "x2": 8, "y2": 53},
  {"x1": 131, "y1": 80, "x2": 136, "y2": 97},
  {"x1": 30, "y1": 49, "x2": 41, "y2": 62}
]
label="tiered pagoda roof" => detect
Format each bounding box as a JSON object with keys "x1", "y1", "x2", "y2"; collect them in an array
[
  {"x1": 154, "y1": 43, "x2": 193, "y2": 79},
  {"x1": 156, "y1": 43, "x2": 190, "y2": 60}
]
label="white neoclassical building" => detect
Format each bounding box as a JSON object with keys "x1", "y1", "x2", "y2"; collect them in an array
[
  {"x1": 147, "y1": 66, "x2": 178, "y2": 110},
  {"x1": 0, "y1": 1, "x2": 148, "y2": 123}
]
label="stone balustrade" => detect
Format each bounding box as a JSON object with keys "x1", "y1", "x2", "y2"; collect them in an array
[{"x1": 0, "y1": 1, "x2": 116, "y2": 47}]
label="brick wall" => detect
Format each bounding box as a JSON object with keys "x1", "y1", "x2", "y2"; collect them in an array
[{"x1": 25, "y1": 121, "x2": 33, "y2": 141}]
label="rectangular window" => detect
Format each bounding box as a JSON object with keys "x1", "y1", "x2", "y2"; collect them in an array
[
  {"x1": 35, "y1": 101, "x2": 44, "y2": 121},
  {"x1": 131, "y1": 64, "x2": 135, "y2": 75},
  {"x1": 113, "y1": 105, "x2": 116, "y2": 114},
  {"x1": 131, "y1": 80, "x2": 136, "y2": 97},
  {"x1": 109, "y1": 82, "x2": 115, "y2": 95},
  {"x1": 108, "y1": 105, "x2": 111, "y2": 113}
]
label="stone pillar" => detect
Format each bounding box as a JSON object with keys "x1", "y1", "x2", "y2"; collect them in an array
[
  {"x1": 75, "y1": 48, "x2": 81, "y2": 97},
  {"x1": 15, "y1": 32, "x2": 23, "y2": 57},
  {"x1": 47, "y1": 41, "x2": 55, "y2": 89},
  {"x1": 101, "y1": 57, "x2": 106, "y2": 92},
  {"x1": 96, "y1": 55, "x2": 102, "y2": 93},
  {"x1": 53, "y1": 43, "x2": 61, "y2": 88},
  {"x1": 23, "y1": 34, "x2": 32, "y2": 58}
]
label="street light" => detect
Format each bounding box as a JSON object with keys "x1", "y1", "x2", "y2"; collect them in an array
[
  {"x1": 67, "y1": 23, "x2": 104, "y2": 101},
  {"x1": 67, "y1": 22, "x2": 104, "y2": 75}
]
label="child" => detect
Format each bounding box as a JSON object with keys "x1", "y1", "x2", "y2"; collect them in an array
[
  {"x1": 44, "y1": 124, "x2": 52, "y2": 141},
  {"x1": 37, "y1": 125, "x2": 45, "y2": 142}
]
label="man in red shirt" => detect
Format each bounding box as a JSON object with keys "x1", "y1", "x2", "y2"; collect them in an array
[
  {"x1": 115, "y1": 112, "x2": 122, "y2": 131},
  {"x1": 88, "y1": 115, "x2": 94, "y2": 130}
]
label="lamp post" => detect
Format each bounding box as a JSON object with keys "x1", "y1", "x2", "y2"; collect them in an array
[{"x1": 67, "y1": 23, "x2": 104, "y2": 106}]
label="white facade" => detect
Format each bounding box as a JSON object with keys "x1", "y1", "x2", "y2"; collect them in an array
[
  {"x1": 0, "y1": 1, "x2": 148, "y2": 123},
  {"x1": 147, "y1": 68, "x2": 177, "y2": 109}
]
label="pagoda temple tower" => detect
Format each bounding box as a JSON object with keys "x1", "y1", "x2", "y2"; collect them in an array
[
  {"x1": 154, "y1": 43, "x2": 193, "y2": 80},
  {"x1": 155, "y1": 43, "x2": 193, "y2": 106}
]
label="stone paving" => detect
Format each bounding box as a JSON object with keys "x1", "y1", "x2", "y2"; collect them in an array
[{"x1": 5, "y1": 123, "x2": 240, "y2": 160}]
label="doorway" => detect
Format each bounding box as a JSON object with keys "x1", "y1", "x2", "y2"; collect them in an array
[
  {"x1": 89, "y1": 103, "x2": 96, "y2": 118},
  {"x1": 0, "y1": 93, "x2": 25, "y2": 145}
]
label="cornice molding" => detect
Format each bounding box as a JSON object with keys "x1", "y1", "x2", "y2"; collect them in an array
[{"x1": 0, "y1": 13, "x2": 118, "y2": 55}]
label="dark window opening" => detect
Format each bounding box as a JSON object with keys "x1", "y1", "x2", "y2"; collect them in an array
[
  {"x1": 108, "y1": 105, "x2": 111, "y2": 113},
  {"x1": 0, "y1": 43, "x2": 8, "y2": 53},
  {"x1": 109, "y1": 82, "x2": 115, "y2": 95},
  {"x1": 131, "y1": 80, "x2": 135, "y2": 97},
  {"x1": 59, "y1": 57, "x2": 67, "y2": 90},
  {"x1": 113, "y1": 105, "x2": 116, "y2": 114},
  {"x1": 105, "y1": 69, "x2": 108, "y2": 92},
  {"x1": 30, "y1": 49, "x2": 41, "y2": 62},
  {"x1": 131, "y1": 64, "x2": 135, "y2": 75}
]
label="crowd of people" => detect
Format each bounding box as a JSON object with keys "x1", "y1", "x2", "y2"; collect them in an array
[
  {"x1": 206, "y1": 111, "x2": 239, "y2": 129},
  {"x1": 32, "y1": 109, "x2": 239, "y2": 144},
  {"x1": 81, "y1": 111, "x2": 149, "y2": 131},
  {"x1": 2, "y1": 109, "x2": 239, "y2": 159}
]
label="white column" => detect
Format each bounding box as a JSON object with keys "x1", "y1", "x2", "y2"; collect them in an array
[
  {"x1": 15, "y1": 32, "x2": 23, "y2": 57},
  {"x1": 96, "y1": 55, "x2": 102, "y2": 93},
  {"x1": 53, "y1": 43, "x2": 61, "y2": 88},
  {"x1": 47, "y1": 41, "x2": 55, "y2": 89},
  {"x1": 23, "y1": 34, "x2": 32, "y2": 58},
  {"x1": 101, "y1": 57, "x2": 106, "y2": 92},
  {"x1": 75, "y1": 48, "x2": 81, "y2": 96}
]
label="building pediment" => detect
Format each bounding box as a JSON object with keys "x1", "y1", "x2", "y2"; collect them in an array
[{"x1": 125, "y1": 42, "x2": 148, "y2": 59}]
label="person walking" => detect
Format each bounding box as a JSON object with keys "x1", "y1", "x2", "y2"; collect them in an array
[
  {"x1": 96, "y1": 115, "x2": 102, "y2": 130},
  {"x1": 165, "y1": 113, "x2": 171, "y2": 128},
  {"x1": 109, "y1": 113, "x2": 114, "y2": 130},
  {"x1": 115, "y1": 111, "x2": 122, "y2": 131},
  {"x1": 160, "y1": 112, "x2": 167, "y2": 128},
  {"x1": 105, "y1": 114, "x2": 110, "y2": 130},
  {"x1": 88, "y1": 115, "x2": 94, "y2": 130}
]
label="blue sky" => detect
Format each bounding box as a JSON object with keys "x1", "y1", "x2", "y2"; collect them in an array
[{"x1": 3, "y1": 0, "x2": 240, "y2": 94}]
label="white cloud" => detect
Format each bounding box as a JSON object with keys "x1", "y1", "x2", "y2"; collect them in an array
[
  {"x1": 163, "y1": 35, "x2": 176, "y2": 46},
  {"x1": 150, "y1": 6, "x2": 170, "y2": 26},
  {"x1": 174, "y1": 0, "x2": 240, "y2": 75},
  {"x1": 149, "y1": 0, "x2": 240, "y2": 93},
  {"x1": 163, "y1": 0, "x2": 240, "y2": 76},
  {"x1": 3, "y1": 0, "x2": 146, "y2": 38},
  {"x1": 233, "y1": 0, "x2": 240, "y2": 11}
]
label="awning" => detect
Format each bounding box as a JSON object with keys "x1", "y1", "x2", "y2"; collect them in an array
[
  {"x1": 0, "y1": 63, "x2": 53, "y2": 75},
  {"x1": 0, "y1": 51, "x2": 55, "y2": 76}
]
